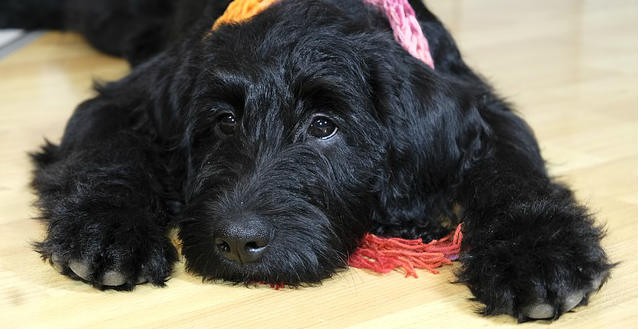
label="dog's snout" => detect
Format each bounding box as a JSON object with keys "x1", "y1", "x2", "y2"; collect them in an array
[{"x1": 214, "y1": 218, "x2": 273, "y2": 264}]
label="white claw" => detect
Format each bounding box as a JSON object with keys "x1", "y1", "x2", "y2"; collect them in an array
[
  {"x1": 68, "y1": 260, "x2": 91, "y2": 280},
  {"x1": 102, "y1": 271, "x2": 126, "y2": 286},
  {"x1": 523, "y1": 303, "x2": 554, "y2": 319},
  {"x1": 562, "y1": 291, "x2": 585, "y2": 312},
  {"x1": 591, "y1": 274, "x2": 605, "y2": 291},
  {"x1": 51, "y1": 254, "x2": 64, "y2": 273},
  {"x1": 136, "y1": 276, "x2": 148, "y2": 284}
]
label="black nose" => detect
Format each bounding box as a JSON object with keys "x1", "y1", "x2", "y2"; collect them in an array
[{"x1": 214, "y1": 218, "x2": 273, "y2": 264}]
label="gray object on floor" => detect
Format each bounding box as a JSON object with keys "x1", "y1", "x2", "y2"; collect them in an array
[{"x1": 0, "y1": 30, "x2": 43, "y2": 59}]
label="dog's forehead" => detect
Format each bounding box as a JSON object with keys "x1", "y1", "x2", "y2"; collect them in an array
[
  {"x1": 200, "y1": 34, "x2": 373, "y2": 120},
  {"x1": 203, "y1": 1, "x2": 373, "y2": 83},
  {"x1": 205, "y1": 30, "x2": 367, "y2": 79}
]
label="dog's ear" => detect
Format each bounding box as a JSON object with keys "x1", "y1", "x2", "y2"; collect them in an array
[{"x1": 365, "y1": 35, "x2": 490, "y2": 239}]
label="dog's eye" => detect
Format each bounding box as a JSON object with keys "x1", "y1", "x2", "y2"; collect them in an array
[
  {"x1": 217, "y1": 113, "x2": 236, "y2": 135},
  {"x1": 308, "y1": 116, "x2": 338, "y2": 139}
]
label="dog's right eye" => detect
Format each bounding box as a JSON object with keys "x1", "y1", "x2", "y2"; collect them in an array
[
  {"x1": 217, "y1": 113, "x2": 236, "y2": 135},
  {"x1": 308, "y1": 116, "x2": 338, "y2": 139}
]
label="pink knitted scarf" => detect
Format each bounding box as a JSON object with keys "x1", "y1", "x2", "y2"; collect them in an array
[{"x1": 363, "y1": 0, "x2": 435, "y2": 69}]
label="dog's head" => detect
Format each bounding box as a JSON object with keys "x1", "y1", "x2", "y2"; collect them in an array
[{"x1": 130, "y1": 0, "x2": 487, "y2": 285}]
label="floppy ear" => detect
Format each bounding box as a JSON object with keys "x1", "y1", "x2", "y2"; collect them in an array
[{"x1": 365, "y1": 33, "x2": 490, "y2": 240}]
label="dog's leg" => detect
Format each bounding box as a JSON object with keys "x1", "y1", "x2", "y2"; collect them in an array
[
  {"x1": 0, "y1": 0, "x2": 176, "y2": 65},
  {"x1": 0, "y1": 0, "x2": 66, "y2": 29},
  {"x1": 31, "y1": 95, "x2": 179, "y2": 290},
  {"x1": 456, "y1": 108, "x2": 613, "y2": 321}
]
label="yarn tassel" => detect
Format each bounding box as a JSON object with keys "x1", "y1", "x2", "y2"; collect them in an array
[{"x1": 348, "y1": 224, "x2": 463, "y2": 278}]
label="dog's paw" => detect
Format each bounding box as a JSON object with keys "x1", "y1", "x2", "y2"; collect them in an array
[
  {"x1": 36, "y1": 213, "x2": 178, "y2": 290},
  {"x1": 458, "y1": 194, "x2": 615, "y2": 322},
  {"x1": 458, "y1": 215, "x2": 614, "y2": 322},
  {"x1": 460, "y1": 247, "x2": 611, "y2": 322}
]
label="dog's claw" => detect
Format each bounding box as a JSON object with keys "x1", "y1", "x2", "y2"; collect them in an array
[
  {"x1": 68, "y1": 259, "x2": 91, "y2": 281},
  {"x1": 519, "y1": 272, "x2": 609, "y2": 320},
  {"x1": 102, "y1": 270, "x2": 126, "y2": 286},
  {"x1": 562, "y1": 291, "x2": 585, "y2": 312},
  {"x1": 522, "y1": 282, "x2": 599, "y2": 320},
  {"x1": 522, "y1": 303, "x2": 554, "y2": 319},
  {"x1": 54, "y1": 257, "x2": 151, "y2": 287},
  {"x1": 42, "y1": 240, "x2": 173, "y2": 289},
  {"x1": 51, "y1": 253, "x2": 64, "y2": 273},
  {"x1": 136, "y1": 276, "x2": 148, "y2": 284},
  {"x1": 591, "y1": 274, "x2": 605, "y2": 290}
]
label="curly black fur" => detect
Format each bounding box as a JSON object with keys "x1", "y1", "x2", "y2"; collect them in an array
[{"x1": 2, "y1": 0, "x2": 613, "y2": 321}]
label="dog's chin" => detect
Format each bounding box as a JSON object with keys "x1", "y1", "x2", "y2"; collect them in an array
[{"x1": 179, "y1": 236, "x2": 351, "y2": 286}]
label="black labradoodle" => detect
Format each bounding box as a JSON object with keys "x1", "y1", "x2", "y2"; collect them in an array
[{"x1": 0, "y1": 0, "x2": 612, "y2": 322}]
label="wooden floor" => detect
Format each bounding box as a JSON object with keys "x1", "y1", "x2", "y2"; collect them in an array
[{"x1": 1, "y1": 0, "x2": 636, "y2": 327}]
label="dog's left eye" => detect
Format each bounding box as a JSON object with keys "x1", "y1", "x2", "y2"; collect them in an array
[
  {"x1": 308, "y1": 116, "x2": 338, "y2": 139},
  {"x1": 217, "y1": 113, "x2": 236, "y2": 135}
]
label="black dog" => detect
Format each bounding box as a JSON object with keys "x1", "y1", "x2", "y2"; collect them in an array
[{"x1": 1, "y1": 0, "x2": 613, "y2": 321}]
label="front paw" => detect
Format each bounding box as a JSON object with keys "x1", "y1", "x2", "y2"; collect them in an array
[
  {"x1": 35, "y1": 210, "x2": 178, "y2": 290},
  {"x1": 460, "y1": 245, "x2": 611, "y2": 321},
  {"x1": 459, "y1": 203, "x2": 614, "y2": 321}
]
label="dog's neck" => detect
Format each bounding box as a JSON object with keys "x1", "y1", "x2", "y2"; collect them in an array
[{"x1": 211, "y1": 0, "x2": 435, "y2": 69}]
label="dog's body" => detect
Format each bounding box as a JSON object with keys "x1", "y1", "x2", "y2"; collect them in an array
[{"x1": 1, "y1": 0, "x2": 612, "y2": 321}]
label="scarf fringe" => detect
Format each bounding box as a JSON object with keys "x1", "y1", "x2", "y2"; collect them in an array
[{"x1": 348, "y1": 224, "x2": 463, "y2": 278}]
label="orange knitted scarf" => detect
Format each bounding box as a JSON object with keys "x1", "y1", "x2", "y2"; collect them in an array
[{"x1": 212, "y1": 0, "x2": 278, "y2": 30}]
